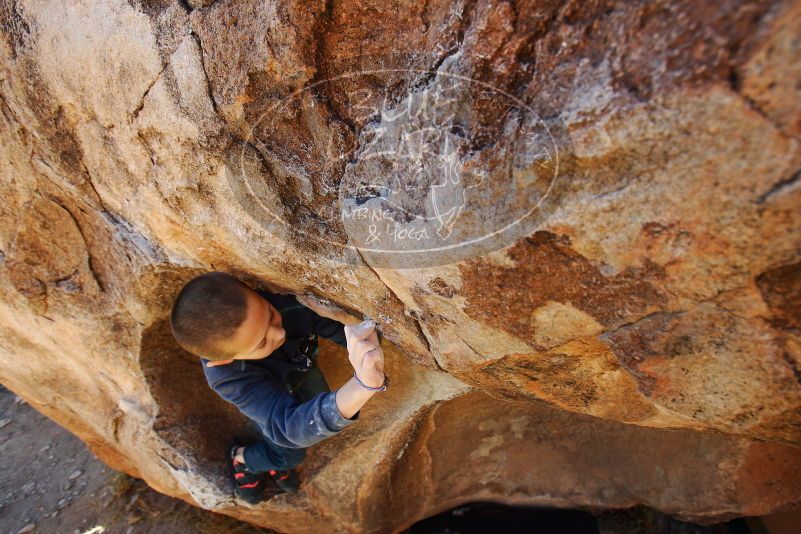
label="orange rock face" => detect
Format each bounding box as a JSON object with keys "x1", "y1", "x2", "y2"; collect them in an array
[{"x1": 1, "y1": 0, "x2": 800, "y2": 531}]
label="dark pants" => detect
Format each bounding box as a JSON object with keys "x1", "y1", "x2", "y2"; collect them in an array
[{"x1": 241, "y1": 364, "x2": 331, "y2": 473}]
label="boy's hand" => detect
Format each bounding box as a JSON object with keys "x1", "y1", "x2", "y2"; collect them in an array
[
  {"x1": 344, "y1": 320, "x2": 385, "y2": 388},
  {"x1": 296, "y1": 294, "x2": 362, "y2": 325}
]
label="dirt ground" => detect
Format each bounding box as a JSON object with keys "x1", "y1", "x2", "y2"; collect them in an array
[{"x1": 0, "y1": 385, "x2": 274, "y2": 534}]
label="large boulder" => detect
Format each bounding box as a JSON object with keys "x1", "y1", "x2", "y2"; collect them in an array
[{"x1": 1, "y1": 0, "x2": 799, "y2": 531}]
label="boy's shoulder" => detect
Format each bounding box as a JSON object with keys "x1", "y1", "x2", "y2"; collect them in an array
[
  {"x1": 199, "y1": 356, "x2": 287, "y2": 403},
  {"x1": 200, "y1": 356, "x2": 265, "y2": 382}
]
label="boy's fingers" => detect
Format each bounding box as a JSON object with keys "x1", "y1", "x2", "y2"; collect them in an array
[
  {"x1": 354, "y1": 339, "x2": 379, "y2": 356},
  {"x1": 345, "y1": 319, "x2": 376, "y2": 342},
  {"x1": 364, "y1": 352, "x2": 382, "y2": 367},
  {"x1": 365, "y1": 346, "x2": 383, "y2": 360},
  {"x1": 366, "y1": 330, "x2": 379, "y2": 345}
]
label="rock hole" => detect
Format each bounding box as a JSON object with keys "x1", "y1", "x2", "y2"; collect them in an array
[{"x1": 139, "y1": 318, "x2": 261, "y2": 489}]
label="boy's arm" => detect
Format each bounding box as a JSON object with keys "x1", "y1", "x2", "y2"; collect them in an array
[
  {"x1": 297, "y1": 295, "x2": 383, "y2": 348},
  {"x1": 313, "y1": 315, "x2": 350, "y2": 348},
  {"x1": 315, "y1": 316, "x2": 384, "y2": 348},
  {"x1": 314, "y1": 317, "x2": 384, "y2": 348},
  {"x1": 298, "y1": 295, "x2": 366, "y2": 348},
  {"x1": 213, "y1": 374, "x2": 358, "y2": 449}
]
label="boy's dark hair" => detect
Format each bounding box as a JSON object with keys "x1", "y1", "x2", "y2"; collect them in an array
[{"x1": 170, "y1": 272, "x2": 252, "y2": 360}]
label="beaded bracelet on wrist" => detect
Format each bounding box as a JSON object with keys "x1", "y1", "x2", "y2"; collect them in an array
[{"x1": 353, "y1": 371, "x2": 389, "y2": 391}]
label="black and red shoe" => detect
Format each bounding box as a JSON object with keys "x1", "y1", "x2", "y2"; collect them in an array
[
  {"x1": 228, "y1": 443, "x2": 281, "y2": 504},
  {"x1": 266, "y1": 468, "x2": 300, "y2": 493}
]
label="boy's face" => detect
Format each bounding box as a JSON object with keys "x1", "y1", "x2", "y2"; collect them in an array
[{"x1": 214, "y1": 288, "x2": 286, "y2": 361}]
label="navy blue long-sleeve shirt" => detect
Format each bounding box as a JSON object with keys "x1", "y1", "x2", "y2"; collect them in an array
[{"x1": 200, "y1": 290, "x2": 360, "y2": 449}]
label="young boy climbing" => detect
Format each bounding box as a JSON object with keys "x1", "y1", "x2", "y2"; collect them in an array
[{"x1": 169, "y1": 272, "x2": 388, "y2": 504}]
